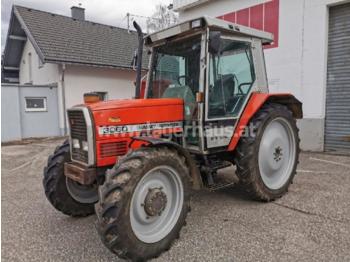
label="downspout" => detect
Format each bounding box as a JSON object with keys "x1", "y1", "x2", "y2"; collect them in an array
[
  {"x1": 61, "y1": 63, "x2": 67, "y2": 134},
  {"x1": 57, "y1": 63, "x2": 67, "y2": 135}
]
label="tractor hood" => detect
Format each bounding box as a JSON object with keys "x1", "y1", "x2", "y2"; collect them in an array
[
  {"x1": 85, "y1": 98, "x2": 184, "y2": 140},
  {"x1": 87, "y1": 98, "x2": 183, "y2": 111}
]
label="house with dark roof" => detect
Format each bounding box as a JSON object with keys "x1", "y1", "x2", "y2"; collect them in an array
[{"x1": 1, "y1": 5, "x2": 147, "y2": 141}]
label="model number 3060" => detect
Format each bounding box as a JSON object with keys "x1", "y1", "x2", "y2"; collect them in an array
[{"x1": 100, "y1": 126, "x2": 128, "y2": 135}]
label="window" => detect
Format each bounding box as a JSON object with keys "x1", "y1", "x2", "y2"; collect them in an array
[
  {"x1": 148, "y1": 35, "x2": 201, "y2": 120},
  {"x1": 25, "y1": 97, "x2": 47, "y2": 112},
  {"x1": 208, "y1": 39, "x2": 255, "y2": 119}
]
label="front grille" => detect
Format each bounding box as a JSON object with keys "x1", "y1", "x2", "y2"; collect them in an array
[
  {"x1": 68, "y1": 110, "x2": 87, "y2": 140},
  {"x1": 100, "y1": 141, "x2": 128, "y2": 158},
  {"x1": 68, "y1": 110, "x2": 88, "y2": 164}
]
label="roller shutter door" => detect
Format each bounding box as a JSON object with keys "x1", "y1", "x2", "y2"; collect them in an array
[{"x1": 325, "y1": 3, "x2": 350, "y2": 153}]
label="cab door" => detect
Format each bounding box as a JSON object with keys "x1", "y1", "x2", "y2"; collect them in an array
[{"x1": 204, "y1": 36, "x2": 258, "y2": 151}]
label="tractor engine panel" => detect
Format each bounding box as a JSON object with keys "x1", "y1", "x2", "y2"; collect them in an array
[{"x1": 88, "y1": 98, "x2": 184, "y2": 167}]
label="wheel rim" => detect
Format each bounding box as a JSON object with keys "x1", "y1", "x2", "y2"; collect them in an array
[
  {"x1": 258, "y1": 117, "x2": 296, "y2": 190},
  {"x1": 66, "y1": 177, "x2": 98, "y2": 204},
  {"x1": 130, "y1": 165, "x2": 184, "y2": 243}
]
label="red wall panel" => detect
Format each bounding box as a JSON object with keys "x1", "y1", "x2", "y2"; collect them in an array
[
  {"x1": 224, "y1": 12, "x2": 236, "y2": 23},
  {"x1": 217, "y1": 0, "x2": 279, "y2": 49},
  {"x1": 250, "y1": 4, "x2": 264, "y2": 31},
  {"x1": 264, "y1": 0, "x2": 279, "y2": 48},
  {"x1": 236, "y1": 8, "x2": 249, "y2": 26}
]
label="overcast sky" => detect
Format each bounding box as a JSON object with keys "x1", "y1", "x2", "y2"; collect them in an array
[{"x1": 1, "y1": 0, "x2": 172, "y2": 50}]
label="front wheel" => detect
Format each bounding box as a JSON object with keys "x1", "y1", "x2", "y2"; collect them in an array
[
  {"x1": 43, "y1": 140, "x2": 97, "y2": 216},
  {"x1": 234, "y1": 103, "x2": 300, "y2": 201},
  {"x1": 95, "y1": 147, "x2": 191, "y2": 261}
]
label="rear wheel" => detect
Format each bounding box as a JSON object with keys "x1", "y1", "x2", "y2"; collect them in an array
[
  {"x1": 234, "y1": 103, "x2": 300, "y2": 201},
  {"x1": 95, "y1": 147, "x2": 191, "y2": 261},
  {"x1": 43, "y1": 140, "x2": 97, "y2": 216}
]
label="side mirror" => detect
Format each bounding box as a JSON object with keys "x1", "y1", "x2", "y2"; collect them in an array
[{"x1": 209, "y1": 31, "x2": 221, "y2": 54}]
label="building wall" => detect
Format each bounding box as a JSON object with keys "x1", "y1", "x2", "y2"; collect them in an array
[
  {"x1": 17, "y1": 40, "x2": 138, "y2": 136},
  {"x1": 174, "y1": 0, "x2": 212, "y2": 11},
  {"x1": 19, "y1": 86, "x2": 60, "y2": 138},
  {"x1": 63, "y1": 65, "x2": 136, "y2": 109},
  {"x1": 1, "y1": 85, "x2": 22, "y2": 142},
  {"x1": 178, "y1": 0, "x2": 268, "y2": 20},
  {"x1": 1, "y1": 84, "x2": 60, "y2": 142},
  {"x1": 177, "y1": 0, "x2": 348, "y2": 151},
  {"x1": 19, "y1": 40, "x2": 59, "y2": 85}
]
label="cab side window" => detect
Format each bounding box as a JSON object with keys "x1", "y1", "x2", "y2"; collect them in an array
[{"x1": 208, "y1": 39, "x2": 255, "y2": 119}]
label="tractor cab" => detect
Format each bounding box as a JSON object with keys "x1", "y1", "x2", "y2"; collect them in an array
[{"x1": 142, "y1": 17, "x2": 273, "y2": 153}]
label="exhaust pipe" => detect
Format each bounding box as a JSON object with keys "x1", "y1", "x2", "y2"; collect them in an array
[{"x1": 133, "y1": 21, "x2": 144, "y2": 99}]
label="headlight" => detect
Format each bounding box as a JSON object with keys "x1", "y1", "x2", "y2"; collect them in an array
[
  {"x1": 82, "y1": 141, "x2": 89, "y2": 151},
  {"x1": 72, "y1": 139, "x2": 80, "y2": 149}
]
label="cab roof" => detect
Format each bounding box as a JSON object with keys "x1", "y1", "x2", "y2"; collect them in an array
[{"x1": 145, "y1": 16, "x2": 274, "y2": 46}]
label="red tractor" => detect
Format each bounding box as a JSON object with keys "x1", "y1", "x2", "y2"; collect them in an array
[{"x1": 43, "y1": 17, "x2": 302, "y2": 261}]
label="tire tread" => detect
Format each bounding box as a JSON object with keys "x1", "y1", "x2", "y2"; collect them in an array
[
  {"x1": 43, "y1": 140, "x2": 95, "y2": 217},
  {"x1": 95, "y1": 146, "x2": 191, "y2": 261},
  {"x1": 234, "y1": 103, "x2": 300, "y2": 201}
]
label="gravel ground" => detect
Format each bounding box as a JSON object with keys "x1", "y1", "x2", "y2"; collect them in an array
[{"x1": 2, "y1": 138, "x2": 350, "y2": 261}]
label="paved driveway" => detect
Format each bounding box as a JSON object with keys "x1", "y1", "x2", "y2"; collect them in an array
[{"x1": 2, "y1": 138, "x2": 350, "y2": 261}]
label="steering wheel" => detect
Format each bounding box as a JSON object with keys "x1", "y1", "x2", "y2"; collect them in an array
[{"x1": 177, "y1": 75, "x2": 191, "y2": 86}]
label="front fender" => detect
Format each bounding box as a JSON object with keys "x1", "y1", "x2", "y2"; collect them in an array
[{"x1": 131, "y1": 137, "x2": 203, "y2": 190}]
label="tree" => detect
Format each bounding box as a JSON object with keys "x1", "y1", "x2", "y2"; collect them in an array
[{"x1": 146, "y1": 4, "x2": 178, "y2": 33}]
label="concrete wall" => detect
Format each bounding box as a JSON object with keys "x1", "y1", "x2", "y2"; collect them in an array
[
  {"x1": 1, "y1": 84, "x2": 60, "y2": 142},
  {"x1": 63, "y1": 65, "x2": 136, "y2": 109},
  {"x1": 177, "y1": 0, "x2": 349, "y2": 151},
  {"x1": 1, "y1": 85, "x2": 22, "y2": 142}
]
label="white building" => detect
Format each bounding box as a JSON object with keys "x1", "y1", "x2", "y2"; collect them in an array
[
  {"x1": 173, "y1": 0, "x2": 350, "y2": 153},
  {"x1": 2, "y1": 5, "x2": 146, "y2": 141}
]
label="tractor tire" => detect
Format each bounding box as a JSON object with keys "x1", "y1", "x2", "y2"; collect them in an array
[
  {"x1": 43, "y1": 140, "x2": 96, "y2": 217},
  {"x1": 234, "y1": 103, "x2": 300, "y2": 201},
  {"x1": 95, "y1": 147, "x2": 191, "y2": 261}
]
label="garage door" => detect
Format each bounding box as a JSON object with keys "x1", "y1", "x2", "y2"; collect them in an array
[{"x1": 325, "y1": 3, "x2": 350, "y2": 153}]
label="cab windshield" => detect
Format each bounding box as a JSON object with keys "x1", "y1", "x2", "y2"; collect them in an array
[{"x1": 147, "y1": 35, "x2": 201, "y2": 119}]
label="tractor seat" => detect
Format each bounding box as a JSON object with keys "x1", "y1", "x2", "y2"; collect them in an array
[
  {"x1": 209, "y1": 74, "x2": 236, "y2": 117},
  {"x1": 162, "y1": 85, "x2": 196, "y2": 120}
]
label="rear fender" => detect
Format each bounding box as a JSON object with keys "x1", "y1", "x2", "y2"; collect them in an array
[
  {"x1": 227, "y1": 92, "x2": 303, "y2": 151},
  {"x1": 131, "y1": 137, "x2": 203, "y2": 190}
]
